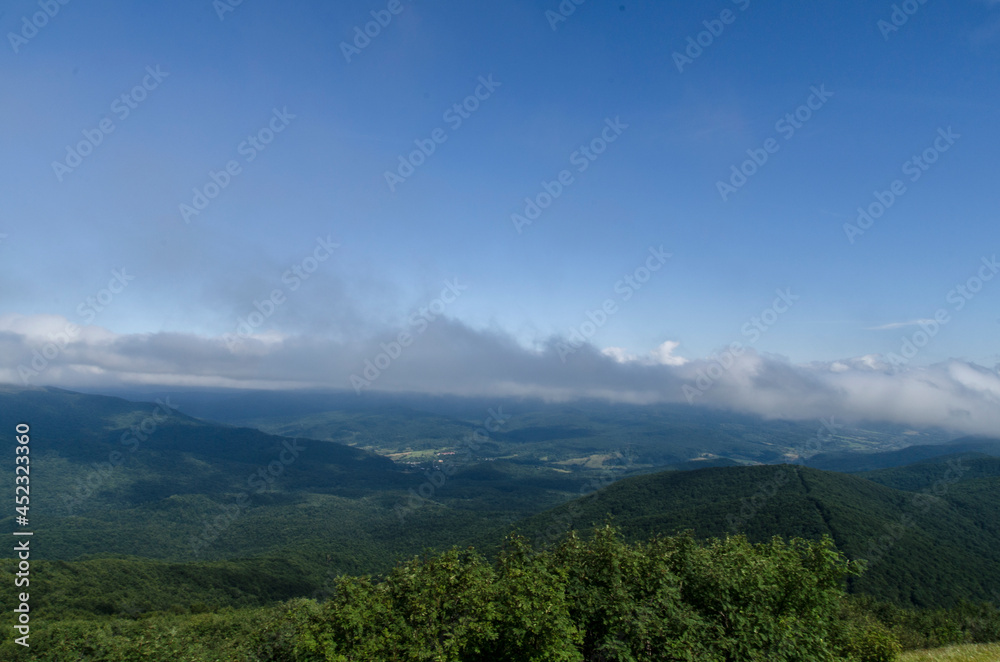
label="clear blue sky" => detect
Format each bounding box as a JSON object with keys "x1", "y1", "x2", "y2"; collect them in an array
[{"x1": 2, "y1": 0, "x2": 999, "y2": 429}]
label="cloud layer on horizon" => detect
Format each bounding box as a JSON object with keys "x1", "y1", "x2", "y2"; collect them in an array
[{"x1": 1, "y1": 312, "x2": 999, "y2": 436}]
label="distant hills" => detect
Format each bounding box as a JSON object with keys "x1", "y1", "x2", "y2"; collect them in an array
[
  {"x1": 98, "y1": 385, "x2": 958, "y2": 469},
  {"x1": 805, "y1": 436, "x2": 1000, "y2": 472},
  {"x1": 860, "y1": 451, "x2": 1000, "y2": 488}
]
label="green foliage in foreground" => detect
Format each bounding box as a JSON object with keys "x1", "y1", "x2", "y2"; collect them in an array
[
  {"x1": 6, "y1": 598, "x2": 996, "y2": 662},
  {"x1": 11, "y1": 528, "x2": 1000, "y2": 661},
  {"x1": 256, "y1": 527, "x2": 878, "y2": 662}
]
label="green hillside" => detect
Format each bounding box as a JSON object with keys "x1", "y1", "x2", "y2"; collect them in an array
[
  {"x1": 0, "y1": 555, "x2": 315, "y2": 620},
  {"x1": 516, "y1": 462, "x2": 1000, "y2": 608}
]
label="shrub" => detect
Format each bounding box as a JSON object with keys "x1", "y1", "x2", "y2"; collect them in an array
[{"x1": 268, "y1": 527, "x2": 862, "y2": 661}]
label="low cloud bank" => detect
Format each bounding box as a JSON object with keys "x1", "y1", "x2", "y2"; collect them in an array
[{"x1": 1, "y1": 313, "x2": 998, "y2": 435}]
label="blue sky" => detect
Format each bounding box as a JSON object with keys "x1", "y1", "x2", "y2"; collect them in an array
[{"x1": 2, "y1": 0, "x2": 1000, "y2": 429}]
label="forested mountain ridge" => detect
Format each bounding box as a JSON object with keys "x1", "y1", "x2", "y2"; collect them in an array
[{"x1": 516, "y1": 460, "x2": 1000, "y2": 607}]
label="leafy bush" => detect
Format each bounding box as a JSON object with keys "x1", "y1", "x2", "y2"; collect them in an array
[
  {"x1": 265, "y1": 526, "x2": 865, "y2": 661},
  {"x1": 832, "y1": 608, "x2": 902, "y2": 662}
]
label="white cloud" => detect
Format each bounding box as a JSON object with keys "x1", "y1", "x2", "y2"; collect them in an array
[
  {"x1": 601, "y1": 340, "x2": 688, "y2": 366},
  {"x1": 2, "y1": 313, "x2": 999, "y2": 436},
  {"x1": 649, "y1": 340, "x2": 689, "y2": 366}
]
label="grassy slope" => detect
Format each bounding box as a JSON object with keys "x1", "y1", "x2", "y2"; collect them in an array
[{"x1": 901, "y1": 643, "x2": 1000, "y2": 661}]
